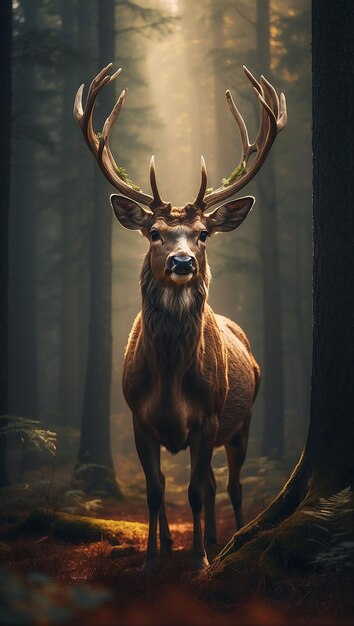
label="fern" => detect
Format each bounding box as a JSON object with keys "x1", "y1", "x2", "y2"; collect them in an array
[
  {"x1": 303, "y1": 486, "x2": 354, "y2": 570},
  {"x1": 0, "y1": 481, "x2": 102, "y2": 517},
  {"x1": 0, "y1": 415, "x2": 56, "y2": 455}
]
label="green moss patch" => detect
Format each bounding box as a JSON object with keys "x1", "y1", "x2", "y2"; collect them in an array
[{"x1": 15, "y1": 508, "x2": 147, "y2": 545}]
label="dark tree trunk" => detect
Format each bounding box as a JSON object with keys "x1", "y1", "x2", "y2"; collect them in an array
[
  {"x1": 8, "y1": 0, "x2": 38, "y2": 418},
  {"x1": 181, "y1": 0, "x2": 204, "y2": 177},
  {"x1": 211, "y1": 2, "x2": 233, "y2": 183},
  {"x1": 210, "y1": 0, "x2": 354, "y2": 579},
  {"x1": 256, "y1": 0, "x2": 285, "y2": 460},
  {"x1": 309, "y1": 0, "x2": 354, "y2": 492},
  {"x1": 76, "y1": 0, "x2": 121, "y2": 498},
  {"x1": 0, "y1": 0, "x2": 12, "y2": 487},
  {"x1": 58, "y1": 0, "x2": 84, "y2": 428}
]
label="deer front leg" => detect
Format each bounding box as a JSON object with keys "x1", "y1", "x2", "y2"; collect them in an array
[
  {"x1": 159, "y1": 470, "x2": 173, "y2": 556},
  {"x1": 133, "y1": 415, "x2": 162, "y2": 572},
  {"x1": 188, "y1": 424, "x2": 216, "y2": 570},
  {"x1": 204, "y1": 466, "x2": 217, "y2": 547}
]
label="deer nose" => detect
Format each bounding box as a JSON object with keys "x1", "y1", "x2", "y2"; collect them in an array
[{"x1": 167, "y1": 255, "x2": 196, "y2": 275}]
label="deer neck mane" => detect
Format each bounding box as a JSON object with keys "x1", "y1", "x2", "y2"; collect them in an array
[{"x1": 140, "y1": 254, "x2": 210, "y2": 370}]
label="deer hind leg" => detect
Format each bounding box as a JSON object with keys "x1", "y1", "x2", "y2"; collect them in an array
[
  {"x1": 189, "y1": 426, "x2": 216, "y2": 570},
  {"x1": 159, "y1": 470, "x2": 173, "y2": 556},
  {"x1": 204, "y1": 465, "x2": 217, "y2": 547},
  {"x1": 133, "y1": 415, "x2": 163, "y2": 572},
  {"x1": 225, "y1": 415, "x2": 251, "y2": 530}
]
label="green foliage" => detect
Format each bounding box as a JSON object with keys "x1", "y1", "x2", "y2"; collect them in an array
[
  {"x1": 221, "y1": 161, "x2": 246, "y2": 186},
  {"x1": 303, "y1": 487, "x2": 354, "y2": 571},
  {"x1": 16, "y1": 508, "x2": 147, "y2": 544},
  {"x1": 0, "y1": 479, "x2": 104, "y2": 519},
  {"x1": 115, "y1": 166, "x2": 141, "y2": 191},
  {"x1": 0, "y1": 415, "x2": 56, "y2": 456}
]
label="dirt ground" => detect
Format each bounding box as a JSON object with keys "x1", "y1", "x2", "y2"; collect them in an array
[
  {"x1": 0, "y1": 437, "x2": 353, "y2": 625},
  {"x1": 1, "y1": 478, "x2": 353, "y2": 625}
]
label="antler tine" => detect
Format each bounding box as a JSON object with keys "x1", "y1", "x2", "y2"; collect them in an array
[
  {"x1": 73, "y1": 64, "x2": 154, "y2": 207},
  {"x1": 278, "y1": 92, "x2": 288, "y2": 130},
  {"x1": 194, "y1": 156, "x2": 208, "y2": 209},
  {"x1": 226, "y1": 90, "x2": 253, "y2": 163},
  {"x1": 98, "y1": 87, "x2": 126, "y2": 173},
  {"x1": 149, "y1": 156, "x2": 165, "y2": 209},
  {"x1": 202, "y1": 67, "x2": 287, "y2": 211},
  {"x1": 245, "y1": 67, "x2": 269, "y2": 153},
  {"x1": 76, "y1": 63, "x2": 113, "y2": 153},
  {"x1": 261, "y1": 74, "x2": 279, "y2": 118}
]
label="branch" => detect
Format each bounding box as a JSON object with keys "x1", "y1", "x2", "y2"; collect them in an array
[
  {"x1": 116, "y1": 17, "x2": 176, "y2": 37},
  {"x1": 231, "y1": 4, "x2": 255, "y2": 27}
]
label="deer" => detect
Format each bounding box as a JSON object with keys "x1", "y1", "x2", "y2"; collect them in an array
[{"x1": 74, "y1": 63, "x2": 287, "y2": 571}]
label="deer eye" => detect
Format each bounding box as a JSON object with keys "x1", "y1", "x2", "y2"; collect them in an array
[
  {"x1": 198, "y1": 230, "x2": 208, "y2": 243},
  {"x1": 150, "y1": 229, "x2": 161, "y2": 242}
]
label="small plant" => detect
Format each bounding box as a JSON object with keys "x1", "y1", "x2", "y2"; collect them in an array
[
  {"x1": 303, "y1": 486, "x2": 354, "y2": 571},
  {"x1": 0, "y1": 414, "x2": 56, "y2": 457}
]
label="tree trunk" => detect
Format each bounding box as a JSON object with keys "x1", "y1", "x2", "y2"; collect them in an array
[
  {"x1": 58, "y1": 0, "x2": 84, "y2": 428},
  {"x1": 211, "y1": 2, "x2": 233, "y2": 184},
  {"x1": 76, "y1": 0, "x2": 122, "y2": 498},
  {"x1": 8, "y1": 0, "x2": 38, "y2": 419},
  {"x1": 0, "y1": 0, "x2": 12, "y2": 487},
  {"x1": 209, "y1": 0, "x2": 354, "y2": 579},
  {"x1": 256, "y1": 0, "x2": 285, "y2": 460}
]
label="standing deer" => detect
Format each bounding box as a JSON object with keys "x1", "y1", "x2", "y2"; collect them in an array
[{"x1": 74, "y1": 64, "x2": 287, "y2": 571}]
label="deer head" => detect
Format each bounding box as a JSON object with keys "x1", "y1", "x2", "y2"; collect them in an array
[{"x1": 74, "y1": 64, "x2": 287, "y2": 288}]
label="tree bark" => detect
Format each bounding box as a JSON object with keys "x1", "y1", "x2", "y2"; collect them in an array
[
  {"x1": 58, "y1": 0, "x2": 84, "y2": 428},
  {"x1": 211, "y1": 1, "x2": 233, "y2": 184},
  {"x1": 256, "y1": 0, "x2": 285, "y2": 460},
  {"x1": 208, "y1": 0, "x2": 354, "y2": 579},
  {"x1": 8, "y1": 0, "x2": 38, "y2": 419},
  {"x1": 76, "y1": 0, "x2": 121, "y2": 498},
  {"x1": 0, "y1": 0, "x2": 12, "y2": 487}
]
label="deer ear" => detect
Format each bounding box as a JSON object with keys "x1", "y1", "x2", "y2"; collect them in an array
[
  {"x1": 110, "y1": 194, "x2": 150, "y2": 230},
  {"x1": 207, "y1": 196, "x2": 255, "y2": 233}
]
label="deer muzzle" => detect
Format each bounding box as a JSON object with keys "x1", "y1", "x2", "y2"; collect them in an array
[{"x1": 167, "y1": 255, "x2": 197, "y2": 276}]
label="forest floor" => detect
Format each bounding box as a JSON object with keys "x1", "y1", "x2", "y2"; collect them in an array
[{"x1": 0, "y1": 440, "x2": 353, "y2": 625}]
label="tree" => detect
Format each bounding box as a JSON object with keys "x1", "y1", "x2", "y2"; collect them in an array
[
  {"x1": 58, "y1": 0, "x2": 89, "y2": 428},
  {"x1": 75, "y1": 0, "x2": 174, "y2": 496},
  {"x1": 0, "y1": 0, "x2": 12, "y2": 487},
  {"x1": 209, "y1": 0, "x2": 354, "y2": 578},
  {"x1": 8, "y1": 0, "x2": 39, "y2": 418},
  {"x1": 275, "y1": 4, "x2": 312, "y2": 427},
  {"x1": 75, "y1": 0, "x2": 122, "y2": 497},
  {"x1": 207, "y1": 1, "x2": 287, "y2": 459},
  {"x1": 256, "y1": 0, "x2": 285, "y2": 460}
]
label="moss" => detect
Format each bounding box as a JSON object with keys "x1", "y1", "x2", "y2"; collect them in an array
[
  {"x1": 115, "y1": 166, "x2": 141, "y2": 191},
  {"x1": 74, "y1": 463, "x2": 123, "y2": 500},
  {"x1": 211, "y1": 531, "x2": 272, "y2": 579},
  {"x1": 211, "y1": 498, "x2": 354, "y2": 581},
  {"x1": 258, "y1": 511, "x2": 325, "y2": 574},
  {"x1": 15, "y1": 509, "x2": 147, "y2": 545},
  {"x1": 221, "y1": 162, "x2": 246, "y2": 187}
]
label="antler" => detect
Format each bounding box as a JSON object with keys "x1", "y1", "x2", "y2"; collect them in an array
[
  {"x1": 194, "y1": 66, "x2": 287, "y2": 211},
  {"x1": 73, "y1": 63, "x2": 165, "y2": 209}
]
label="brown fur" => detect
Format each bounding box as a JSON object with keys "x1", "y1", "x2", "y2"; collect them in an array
[
  {"x1": 114, "y1": 200, "x2": 260, "y2": 570},
  {"x1": 123, "y1": 254, "x2": 259, "y2": 452}
]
